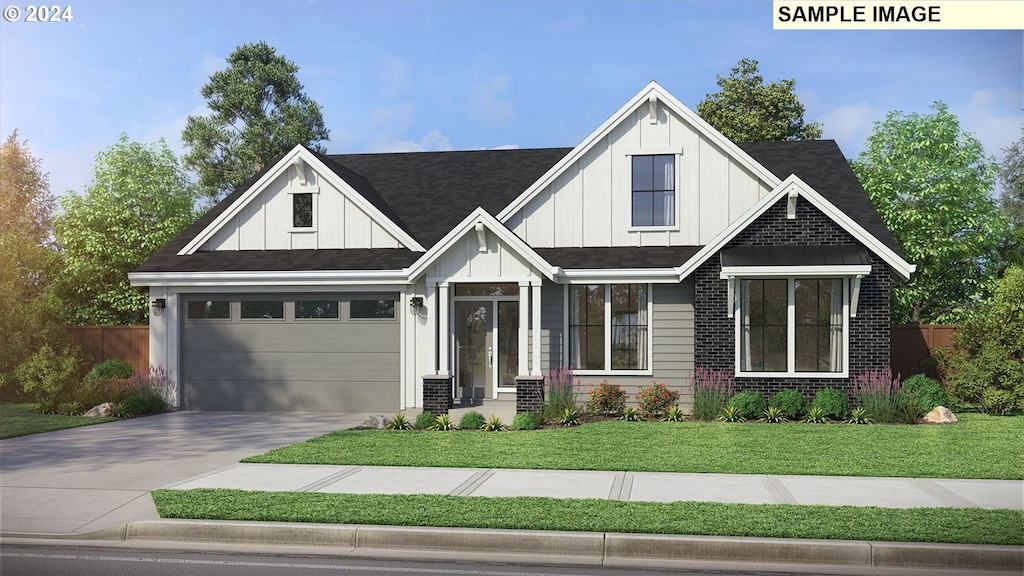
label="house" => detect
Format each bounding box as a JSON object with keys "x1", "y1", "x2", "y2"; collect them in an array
[{"x1": 129, "y1": 82, "x2": 915, "y2": 414}]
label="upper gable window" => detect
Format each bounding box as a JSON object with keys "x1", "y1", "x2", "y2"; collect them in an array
[
  {"x1": 631, "y1": 155, "x2": 675, "y2": 227},
  {"x1": 293, "y1": 193, "x2": 313, "y2": 228}
]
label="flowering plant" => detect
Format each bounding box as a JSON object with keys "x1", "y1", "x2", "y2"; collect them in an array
[
  {"x1": 586, "y1": 380, "x2": 626, "y2": 415},
  {"x1": 636, "y1": 381, "x2": 679, "y2": 418}
]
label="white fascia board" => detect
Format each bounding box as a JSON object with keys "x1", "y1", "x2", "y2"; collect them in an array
[
  {"x1": 128, "y1": 270, "x2": 409, "y2": 288},
  {"x1": 676, "y1": 175, "x2": 916, "y2": 281},
  {"x1": 178, "y1": 145, "x2": 424, "y2": 255},
  {"x1": 558, "y1": 268, "x2": 680, "y2": 284},
  {"x1": 719, "y1": 265, "x2": 872, "y2": 278},
  {"x1": 496, "y1": 81, "x2": 781, "y2": 223},
  {"x1": 405, "y1": 207, "x2": 558, "y2": 281}
]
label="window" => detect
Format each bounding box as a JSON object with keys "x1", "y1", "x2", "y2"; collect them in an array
[
  {"x1": 293, "y1": 193, "x2": 313, "y2": 228},
  {"x1": 241, "y1": 300, "x2": 284, "y2": 319},
  {"x1": 739, "y1": 278, "x2": 844, "y2": 375},
  {"x1": 295, "y1": 300, "x2": 339, "y2": 319},
  {"x1": 187, "y1": 300, "x2": 230, "y2": 319},
  {"x1": 350, "y1": 299, "x2": 395, "y2": 319},
  {"x1": 631, "y1": 155, "x2": 674, "y2": 226},
  {"x1": 569, "y1": 284, "x2": 649, "y2": 371}
]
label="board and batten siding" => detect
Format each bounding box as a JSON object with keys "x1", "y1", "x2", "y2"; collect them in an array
[
  {"x1": 506, "y1": 103, "x2": 771, "y2": 248},
  {"x1": 540, "y1": 281, "x2": 694, "y2": 405},
  {"x1": 203, "y1": 165, "x2": 405, "y2": 251},
  {"x1": 426, "y1": 230, "x2": 539, "y2": 280}
]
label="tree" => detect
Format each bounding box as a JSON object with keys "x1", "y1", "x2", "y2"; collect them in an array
[
  {"x1": 0, "y1": 131, "x2": 63, "y2": 390},
  {"x1": 697, "y1": 58, "x2": 823, "y2": 142},
  {"x1": 851, "y1": 102, "x2": 1006, "y2": 324},
  {"x1": 54, "y1": 135, "x2": 199, "y2": 325},
  {"x1": 182, "y1": 41, "x2": 330, "y2": 206},
  {"x1": 996, "y1": 128, "x2": 1024, "y2": 273}
]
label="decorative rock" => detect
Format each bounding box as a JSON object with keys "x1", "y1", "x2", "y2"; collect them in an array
[
  {"x1": 354, "y1": 414, "x2": 389, "y2": 430},
  {"x1": 923, "y1": 406, "x2": 958, "y2": 424},
  {"x1": 84, "y1": 402, "x2": 115, "y2": 417}
]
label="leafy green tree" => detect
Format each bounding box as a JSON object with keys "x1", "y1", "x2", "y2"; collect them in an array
[
  {"x1": 851, "y1": 102, "x2": 1006, "y2": 324},
  {"x1": 182, "y1": 41, "x2": 330, "y2": 206},
  {"x1": 697, "y1": 58, "x2": 823, "y2": 142},
  {"x1": 0, "y1": 131, "x2": 64, "y2": 392},
  {"x1": 997, "y1": 129, "x2": 1024, "y2": 273},
  {"x1": 54, "y1": 135, "x2": 199, "y2": 325}
]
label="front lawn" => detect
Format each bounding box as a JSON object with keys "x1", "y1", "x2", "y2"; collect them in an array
[
  {"x1": 244, "y1": 413, "x2": 1024, "y2": 480},
  {"x1": 152, "y1": 489, "x2": 1024, "y2": 546},
  {"x1": 0, "y1": 402, "x2": 119, "y2": 439}
]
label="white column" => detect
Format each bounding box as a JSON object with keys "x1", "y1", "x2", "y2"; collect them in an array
[
  {"x1": 518, "y1": 281, "x2": 530, "y2": 376},
  {"x1": 532, "y1": 282, "x2": 542, "y2": 376},
  {"x1": 438, "y1": 282, "x2": 450, "y2": 376},
  {"x1": 425, "y1": 282, "x2": 437, "y2": 375}
]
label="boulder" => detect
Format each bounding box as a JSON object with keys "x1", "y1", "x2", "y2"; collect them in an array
[
  {"x1": 923, "y1": 406, "x2": 958, "y2": 424},
  {"x1": 354, "y1": 413, "x2": 388, "y2": 430},
  {"x1": 84, "y1": 402, "x2": 115, "y2": 417}
]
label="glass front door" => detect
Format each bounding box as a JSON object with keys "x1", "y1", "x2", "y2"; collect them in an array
[{"x1": 454, "y1": 291, "x2": 520, "y2": 400}]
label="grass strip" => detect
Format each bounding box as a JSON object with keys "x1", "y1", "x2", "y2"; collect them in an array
[
  {"x1": 152, "y1": 489, "x2": 1024, "y2": 546},
  {"x1": 243, "y1": 414, "x2": 1024, "y2": 480},
  {"x1": 0, "y1": 402, "x2": 119, "y2": 439}
]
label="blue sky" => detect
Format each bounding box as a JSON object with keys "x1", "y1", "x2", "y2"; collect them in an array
[{"x1": 1, "y1": 1, "x2": 1020, "y2": 199}]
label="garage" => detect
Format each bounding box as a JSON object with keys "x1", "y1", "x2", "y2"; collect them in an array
[{"x1": 180, "y1": 294, "x2": 400, "y2": 412}]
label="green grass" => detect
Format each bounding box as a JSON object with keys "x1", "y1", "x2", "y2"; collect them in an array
[
  {"x1": 152, "y1": 489, "x2": 1024, "y2": 546},
  {"x1": 244, "y1": 413, "x2": 1024, "y2": 480},
  {"x1": 0, "y1": 402, "x2": 119, "y2": 439}
]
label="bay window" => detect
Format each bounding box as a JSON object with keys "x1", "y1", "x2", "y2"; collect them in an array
[{"x1": 569, "y1": 284, "x2": 649, "y2": 372}]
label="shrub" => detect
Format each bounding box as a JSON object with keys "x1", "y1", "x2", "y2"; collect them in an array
[
  {"x1": 431, "y1": 414, "x2": 457, "y2": 431},
  {"x1": 717, "y1": 405, "x2": 744, "y2": 423},
  {"x1": 803, "y1": 406, "x2": 828, "y2": 424},
  {"x1": 687, "y1": 367, "x2": 735, "y2": 421},
  {"x1": 556, "y1": 406, "x2": 581, "y2": 427},
  {"x1": 121, "y1": 387, "x2": 167, "y2": 416},
  {"x1": 897, "y1": 393, "x2": 923, "y2": 424},
  {"x1": 759, "y1": 406, "x2": 786, "y2": 423},
  {"x1": 636, "y1": 382, "x2": 679, "y2": 419},
  {"x1": 458, "y1": 411, "x2": 485, "y2": 430},
  {"x1": 847, "y1": 407, "x2": 872, "y2": 424},
  {"x1": 727, "y1": 390, "x2": 767, "y2": 420},
  {"x1": 811, "y1": 388, "x2": 850, "y2": 420},
  {"x1": 586, "y1": 380, "x2": 625, "y2": 416},
  {"x1": 544, "y1": 366, "x2": 579, "y2": 418},
  {"x1": 414, "y1": 411, "x2": 437, "y2": 429},
  {"x1": 86, "y1": 358, "x2": 135, "y2": 380},
  {"x1": 512, "y1": 412, "x2": 539, "y2": 430},
  {"x1": 15, "y1": 345, "x2": 83, "y2": 408},
  {"x1": 901, "y1": 374, "x2": 950, "y2": 413},
  {"x1": 664, "y1": 405, "x2": 685, "y2": 422},
  {"x1": 617, "y1": 406, "x2": 640, "y2": 421},
  {"x1": 852, "y1": 368, "x2": 902, "y2": 423},
  {"x1": 769, "y1": 389, "x2": 808, "y2": 419},
  {"x1": 481, "y1": 415, "x2": 507, "y2": 431},
  {"x1": 385, "y1": 413, "x2": 413, "y2": 430}
]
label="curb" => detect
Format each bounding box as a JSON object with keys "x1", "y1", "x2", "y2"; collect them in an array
[{"x1": 7, "y1": 520, "x2": 1019, "y2": 574}]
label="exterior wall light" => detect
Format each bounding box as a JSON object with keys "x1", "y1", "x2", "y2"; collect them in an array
[
  {"x1": 151, "y1": 298, "x2": 166, "y2": 317},
  {"x1": 410, "y1": 296, "x2": 424, "y2": 314}
]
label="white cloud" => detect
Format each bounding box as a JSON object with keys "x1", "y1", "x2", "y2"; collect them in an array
[
  {"x1": 372, "y1": 128, "x2": 453, "y2": 153},
  {"x1": 490, "y1": 144, "x2": 519, "y2": 150},
  {"x1": 192, "y1": 52, "x2": 225, "y2": 84},
  {"x1": 961, "y1": 88, "x2": 1021, "y2": 158},
  {"x1": 818, "y1": 102, "x2": 885, "y2": 158},
  {"x1": 469, "y1": 75, "x2": 515, "y2": 125}
]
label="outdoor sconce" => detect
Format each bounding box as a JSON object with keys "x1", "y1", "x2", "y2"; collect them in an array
[
  {"x1": 409, "y1": 296, "x2": 424, "y2": 314},
  {"x1": 151, "y1": 298, "x2": 166, "y2": 317}
]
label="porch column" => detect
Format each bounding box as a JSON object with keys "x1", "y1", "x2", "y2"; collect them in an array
[
  {"x1": 437, "y1": 282, "x2": 450, "y2": 376},
  {"x1": 531, "y1": 282, "x2": 542, "y2": 376},
  {"x1": 518, "y1": 280, "x2": 530, "y2": 375}
]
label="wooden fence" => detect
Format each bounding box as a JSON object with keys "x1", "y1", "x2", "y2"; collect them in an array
[
  {"x1": 890, "y1": 324, "x2": 957, "y2": 380},
  {"x1": 67, "y1": 326, "x2": 149, "y2": 375}
]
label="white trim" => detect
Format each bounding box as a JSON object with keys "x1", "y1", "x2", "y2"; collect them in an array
[
  {"x1": 406, "y1": 207, "x2": 559, "y2": 281},
  {"x1": 518, "y1": 281, "x2": 530, "y2": 376},
  {"x1": 623, "y1": 147, "x2": 684, "y2": 157},
  {"x1": 676, "y1": 175, "x2": 916, "y2": 281},
  {"x1": 497, "y1": 81, "x2": 781, "y2": 223},
  {"x1": 129, "y1": 270, "x2": 408, "y2": 287},
  {"x1": 531, "y1": 282, "x2": 542, "y2": 376},
  {"x1": 720, "y1": 265, "x2": 872, "y2": 278},
  {"x1": 851, "y1": 275, "x2": 863, "y2": 318},
  {"x1": 559, "y1": 268, "x2": 680, "y2": 283},
  {"x1": 179, "y1": 145, "x2": 424, "y2": 255}
]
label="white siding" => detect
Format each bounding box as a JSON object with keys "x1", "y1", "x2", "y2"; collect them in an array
[
  {"x1": 508, "y1": 102, "x2": 773, "y2": 248},
  {"x1": 200, "y1": 166, "x2": 406, "y2": 251},
  {"x1": 428, "y1": 231, "x2": 537, "y2": 281}
]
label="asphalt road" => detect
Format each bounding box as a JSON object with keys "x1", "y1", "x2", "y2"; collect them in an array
[{"x1": 0, "y1": 545, "x2": 800, "y2": 576}]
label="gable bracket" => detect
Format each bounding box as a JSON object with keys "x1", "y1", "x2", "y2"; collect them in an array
[
  {"x1": 475, "y1": 222, "x2": 487, "y2": 253},
  {"x1": 787, "y1": 189, "x2": 798, "y2": 220}
]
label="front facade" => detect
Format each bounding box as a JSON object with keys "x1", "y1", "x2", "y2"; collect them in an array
[{"x1": 129, "y1": 82, "x2": 914, "y2": 413}]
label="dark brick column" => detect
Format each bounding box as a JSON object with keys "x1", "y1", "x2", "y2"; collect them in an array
[
  {"x1": 422, "y1": 376, "x2": 453, "y2": 415},
  {"x1": 515, "y1": 377, "x2": 544, "y2": 414}
]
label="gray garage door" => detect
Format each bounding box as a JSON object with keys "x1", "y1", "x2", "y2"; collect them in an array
[{"x1": 181, "y1": 295, "x2": 400, "y2": 412}]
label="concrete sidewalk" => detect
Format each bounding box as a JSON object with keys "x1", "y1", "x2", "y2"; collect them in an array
[{"x1": 167, "y1": 463, "x2": 1024, "y2": 510}]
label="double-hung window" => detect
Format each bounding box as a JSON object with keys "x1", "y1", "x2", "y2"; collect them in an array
[
  {"x1": 568, "y1": 284, "x2": 649, "y2": 372},
  {"x1": 631, "y1": 155, "x2": 675, "y2": 227},
  {"x1": 738, "y1": 278, "x2": 846, "y2": 376}
]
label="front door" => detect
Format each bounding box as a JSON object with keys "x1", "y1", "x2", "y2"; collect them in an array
[{"x1": 456, "y1": 301, "x2": 492, "y2": 401}]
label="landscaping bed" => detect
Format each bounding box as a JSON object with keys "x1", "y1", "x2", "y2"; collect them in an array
[{"x1": 0, "y1": 402, "x2": 118, "y2": 439}]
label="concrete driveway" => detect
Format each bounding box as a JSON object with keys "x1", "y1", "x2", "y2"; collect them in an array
[{"x1": 0, "y1": 411, "x2": 369, "y2": 535}]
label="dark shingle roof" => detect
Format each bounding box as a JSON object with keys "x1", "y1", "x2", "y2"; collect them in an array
[
  {"x1": 721, "y1": 245, "x2": 870, "y2": 268},
  {"x1": 737, "y1": 140, "x2": 904, "y2": 258},
  {"x1": 136, "y1": 140, "x2": 902, "y2": 274}
]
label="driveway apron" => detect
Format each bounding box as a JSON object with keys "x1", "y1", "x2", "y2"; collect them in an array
[{"x1": 0, "y1": 411, "x2": 368, "y2": 535}]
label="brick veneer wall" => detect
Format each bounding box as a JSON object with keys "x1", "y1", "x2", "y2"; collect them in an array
[
  {"x1": 515, "y1": 377, "x2": 544, "y2": 414},
  {"x1": 694, "y1": 197, "x2": 892, "y2": 400},
  {"x1": 422, "y1": 376, "x2": 453, "y2": 414}
]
